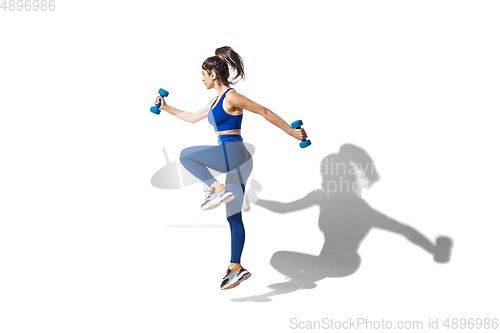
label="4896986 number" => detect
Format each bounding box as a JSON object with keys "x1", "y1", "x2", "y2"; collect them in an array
[
  {"x1": 1, "y1": 0, "x2": 55, "y2": 11},
  {"x1": 443, "y1": 318, "x2": 498, "y2": 330}
]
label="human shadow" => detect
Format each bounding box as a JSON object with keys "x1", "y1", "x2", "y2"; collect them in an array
[{"x1": 231, "y1": 143, "x2": 453, "y2": 302}]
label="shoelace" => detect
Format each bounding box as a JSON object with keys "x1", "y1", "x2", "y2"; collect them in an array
[
  {"x1": 203, "y1": 186, "x2": 215, "y2": 199},
  {"x1": 225, "y1": 265, "x2": 241, "y2": 277}
]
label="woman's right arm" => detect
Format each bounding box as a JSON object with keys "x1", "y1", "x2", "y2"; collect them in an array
[{"x1": 156, "y1": 96, "x2": 216, "y2": 124}]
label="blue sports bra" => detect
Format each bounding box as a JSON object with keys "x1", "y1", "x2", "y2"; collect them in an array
[{"x1": 207, "y1": 88, "x2": 243, "y2": 132}]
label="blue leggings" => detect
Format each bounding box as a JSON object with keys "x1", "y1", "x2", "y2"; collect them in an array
[{"x1": 179, "y1": 135, "x2": 253, "y2": 263}]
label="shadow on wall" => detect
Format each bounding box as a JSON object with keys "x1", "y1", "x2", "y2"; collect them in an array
[{"x1": 232, "y1": 143, "x2": 453, "y2": 302}]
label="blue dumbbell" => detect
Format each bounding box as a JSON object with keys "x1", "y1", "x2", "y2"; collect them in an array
[
  {"x1": 291, "y1": 119, "x2": 311, "y2": 148},
  {"x1": 150, "y1": 88, "x2": 170, "y2": 114}
]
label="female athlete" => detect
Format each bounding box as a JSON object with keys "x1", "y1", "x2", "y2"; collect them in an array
[{"x1": 155, "y1": 46, "x2": 308, "y2": 290}]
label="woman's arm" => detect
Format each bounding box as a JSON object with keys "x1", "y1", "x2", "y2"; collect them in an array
[
  {"x1": 156, "y1": 96, "x2": 216, "y2": 124},
  {"x1": 225, "y1": 92, "x2": 307, "y2": 141}
]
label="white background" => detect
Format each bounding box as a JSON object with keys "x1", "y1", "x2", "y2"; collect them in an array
[{"x1": 1, "y1": 0, "x2": 499, "y2": 332}]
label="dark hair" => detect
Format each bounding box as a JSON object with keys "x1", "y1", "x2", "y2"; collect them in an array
[{"x1": 202, "y1": 46, "x2": 245, "y2": 86}]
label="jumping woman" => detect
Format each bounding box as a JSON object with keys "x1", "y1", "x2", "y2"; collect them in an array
[{"x1": 154, "y1": 46, "x2": 308, "y2": 290}]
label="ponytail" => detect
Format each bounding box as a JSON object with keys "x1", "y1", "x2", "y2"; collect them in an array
[{"x1": 202, "y1": 46, "x2": 245, "y2": 85}]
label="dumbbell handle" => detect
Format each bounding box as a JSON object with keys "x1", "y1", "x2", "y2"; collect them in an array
[
  {"x1": 294, "y1": 124, "x2": 305, "y2": 137},
  {"x1": 290, "y1": 119, "x2": 311, "y2": 148},
  {"x1": 150, "y1": 88, "x2": 169, "y2": 115},
  {"x1": 297, "y1": 127, "x2": 309, "y2": 144}
]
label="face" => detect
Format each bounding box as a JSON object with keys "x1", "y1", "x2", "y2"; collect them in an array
[{"x1": 202, "y1": 69, "x2": 216, "y2": 89}]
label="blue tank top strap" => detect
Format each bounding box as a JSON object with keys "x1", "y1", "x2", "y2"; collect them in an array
[
  {"x1": 222, "y1": 88, "x2": 234, "y2": 96},
  {"x1": 210, "y1": 98, "x2": 218, "y2": 109},
  {"x1": 210, "y1": 88, "x2": 233, "y2": 110},
  {"x1": 207, "y1": 87, "x2": 243, "y2": 132}
]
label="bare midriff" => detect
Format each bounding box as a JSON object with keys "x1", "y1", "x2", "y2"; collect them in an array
[{"x1": 216, "y1": 129, "x2": 241, "y2": 137}]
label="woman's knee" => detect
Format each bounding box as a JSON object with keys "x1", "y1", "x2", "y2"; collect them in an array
[
  {"x1": 179, "y1": 147, "x2": 193, "y2": 166},
  {"x1": 226, "y1": 211, "x2": 243, "y2": 225}
]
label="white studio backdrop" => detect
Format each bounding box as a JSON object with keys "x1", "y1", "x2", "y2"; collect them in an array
[{"x1": 1, "y1": 1, "x2": 499, "y2": 332}]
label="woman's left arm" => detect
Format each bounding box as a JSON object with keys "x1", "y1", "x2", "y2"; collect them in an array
[{"x1": 226, "y1": 92, "x2": 307, "y2": 141}]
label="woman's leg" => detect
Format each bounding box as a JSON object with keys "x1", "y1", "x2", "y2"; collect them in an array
[
  {"x1": 179, "y1": 142, "x2": 251, "y2": 188},
  {"x1": 180, "y1": 140, "x2": 253, "y2": 264},
  {"x1": 224, "y1": 144, "x2": 253, "y2": 263},
  {"x1": 220, "y1": 145, "x2": 253, "y2": 290},
  {"x1": 179, "y1": 145, "x2": 226, "y2": 187}
]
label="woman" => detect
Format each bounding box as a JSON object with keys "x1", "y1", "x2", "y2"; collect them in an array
[{"x1": 155, "y1": 46, "x2": 308, "y2": 290}]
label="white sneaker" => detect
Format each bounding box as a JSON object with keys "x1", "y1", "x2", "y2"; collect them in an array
[
  {"x1": 201, "y1": 184, "x2": 235, "y2": 210},
  {"x1": 220, "y1": 264, "x2": 251, "y2": 290}
]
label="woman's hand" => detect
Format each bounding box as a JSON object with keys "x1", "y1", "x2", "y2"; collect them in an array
[
  {"x1": 291, "y1": 128, "x2": 308, "y2": 141},
  {"x1": 155, "y1": 96, "x2": 168, "y2": 111}
]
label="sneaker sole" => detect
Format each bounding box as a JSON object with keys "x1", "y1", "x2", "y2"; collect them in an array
[
  {"x1": 222, "y1": 272, "x2": 251, "y2": 290},
  {"x1": 221, "y1": 193, "x2": 235, "y2": 204},
  {"x1": 202, "y1": 192, "x2": 235, "y2": 210}
]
